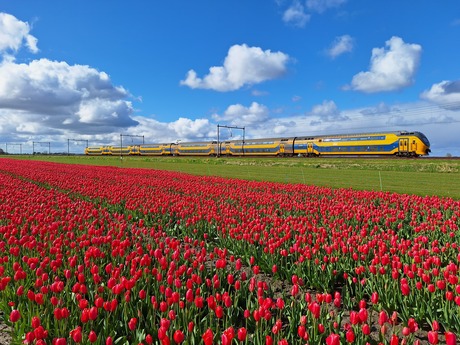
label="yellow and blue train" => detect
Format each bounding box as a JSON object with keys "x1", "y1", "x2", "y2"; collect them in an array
[{"x1": 85, "y1": 130, "x2": 431, "y2": 157}]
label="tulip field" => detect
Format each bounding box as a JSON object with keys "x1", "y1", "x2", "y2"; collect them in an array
[{"x1": 0, "y1": 158, "x2": 459, "y2": 345}]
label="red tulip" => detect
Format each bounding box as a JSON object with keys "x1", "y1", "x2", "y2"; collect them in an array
[
  {"x1": 326, "y1": 333, "x2": 340, "y2": 345},
  {"x1": 378, "y1": 310, "x2": 388, "y2": 325},
  {"x1": 202, "y1": 329, "x2": 213, "y2": 345},
  {"x1": 402, "y1": 327, "x2": 410, "y2": 337},
  {"x1": 70, "y1": 327, "x2": 82, "y2": 343},
  {"x1": 390, "y1": 335, "x2": 399, "y2": 345},
  {"x1": 173, "y1": 330, "x2": 185, "y2": 344},
  {"x1": 215, "y1": 305, "x2": 223, "y2": 318},
  {"x1": 346, "y1": 329, "x2": 355, "y2": 343},
  {"x1": 445, "y1": 332, "x2": 457, "y2": 345},
  {"x1": 266, "y1": 335, "x2": 273, "y2": 345},
  {"x1": 318, "y1": 323, "x2": 325, "y2": 334},
  {"x1": 358, "y1": 308, "x2": 368, "y2": 323},
  {"x1": 362, "y1": 323, "x2": 370, "y2": 335},
  {"x1": 188, "y1": 321, "x2": 194, "y2": 332},
  {"x1": 31, "y1": 316, "x2": 41, "y2": 328},
  {"x1": 401, "y1": 283, "x2": 410, "y2": 296},
  {"x1": 9, "y1": 309, "x2": 20, "y2": 323},
  {"x1": 128, "y1": 317, "x2": 137, "y2": 331},
  {"x1": 427, "y1": 331, "x2": 438, "y2": 344},
  {"x1": 88, "y1": 330, "x2": 97, "y2": 343},
  {"x1": 371, "y1": 291, "x2": 379, "y2": 304},
  {"x1": 89, "y1": 306, "x2": 98, "y2": 321},
  {"x1": 309, "y1": 302, "x2": 320, "y2": 319},
  {"x1": 237, "y1": 327, "x2": 247, "y2": 341},
  {"x1": 221, "y1": 333, "x2": 230, "y2": 345},
  {"x1": 55, "y1": 338, "x2": 66, "y2": 345}
]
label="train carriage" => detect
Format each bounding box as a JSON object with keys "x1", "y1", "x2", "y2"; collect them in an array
[
  {"x1": 293, "y1": 131, "x2": 430, "y2": 157},
  {"x1": 175, "y1": 141, "x2": 217, "y2": 156},
  {"x1": 85, "y1": 130, "x2": 430, "y2": 158},
  {"x1": 138, "y1": 143, "x2": 173, "y2": 156},
  {"x1": 108, "y1": 146, "x2": 131, "y2": 156},
  {"x1": 84, "y1": 146, "x2": 111, "y2": 155},
  {"x1": 223, "y1": 138, "x2": 295, "y2": 156}
]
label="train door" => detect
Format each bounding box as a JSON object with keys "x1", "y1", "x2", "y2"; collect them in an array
[
  {"x1": 410, "y1": 139, "x2": 417, "y2": 154},
  {"x1": 307, "y1": 142, "x2": 314, "y2": 156},
  {"x1": 280, "y1": 143, "x2": 285, "y2": 156},
  {"x1": 398, "y1": 138, "x2": 409, "y2": 155},
  {"x1": 220, "y1": 142, "x2": 230, "y2": 156}
]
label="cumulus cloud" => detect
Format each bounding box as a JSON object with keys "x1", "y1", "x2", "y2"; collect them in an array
[
  {"x1": 359, "y1": 102, "x2": 393, "y2": 116},
  {"x1": 327, "y1": 35, "x2": 354, "y2": 59},
  {"x1": 0, "y1": 11, "x2": 139, "y2": 145},
  {"x1": 347, "y1": 36, "x2": 422, "y2": 93},
  {"x1": 128, "y1": 116, "x2": 216, "y2": 143},
  {"x1": 0, "y1": 12, "x2": 38, "y2": 55},
  {"x1": 0, "y1": 58, "x2": 138, "y2": 135},
  {"x1": 180, "y1": 44, "x2": 290, "y2": 91},
  {"x1": 282, "y1": 1, "x2": 311, "y2": 27},
  {"x1": 306, "y1": 0, "x2": 347, "y2": 13},
  {"x1": 212, "y1": 102, "x2": 270, "y2": 126},
  {"x1": 311, "y1": 100, "x2": 339, "y2": 116},
  {"x1": 279, "y1": 0, "x2": 346, "y2": 27},
  {"x1": 421, "y1": 80, "x2": 460, "y2": 110},
  {"x1": 309, "y1": 100, "x2": 348, "y2": 121},
  {"x1": 169, "y1": 118, "x2": 214, "y2": 139}
]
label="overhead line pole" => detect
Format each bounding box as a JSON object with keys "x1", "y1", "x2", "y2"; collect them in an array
[
  {"x1": 217, "y1": 124, "x2": 245, "y2": 157},
  {"x1": 5, "y1": 143, "x2": 22, "y2": 154},
  {"x1": 120, "y1": 134, "x2": 145, "y2": 160},
  {"x1": 67, "y1": 139, "x2": 89, "y2": 155},
  {"x1": 32, "y1": 142, "x2": 51, "y2": 155}
]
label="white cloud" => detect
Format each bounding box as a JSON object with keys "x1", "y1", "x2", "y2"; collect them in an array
[
  {"x1": 128, "y1": 116, "x2": 216, "y2": 143},
  {"x1": 307, "y1": 100, "x2": 349, "y2": 123},
  {"x1": 327, "y1": 35, "x2": 354, "y2": 59},
  {"x1": 180, "y1": 44, "x2": 290, "y2": 91},
  {"x1": 0, "y1": 58, "x2": 138, "y2": 134},
  {"x1": 251, "y1": 89, "x2": 269, "y2": 97},
  {"x1": 282, "y1": 1, "x2": 311, "y2": 27},
  {"x1": 169, "y1": 118, "x2": 214, "y2": 139},
  {"x1": 348, "y1": 36, "x2": 422, "y2": 93},
  {"x1": 212, "y1": 102, "x2": 270, "y2": 126},
  {"x1": 420, "y1": 80, "x2": 460, "y2": 110},
  {"x1": 306, "y1": 0, "x2": 347, "y2": 13},
  {"x1": 311, "y1": 100, "x2": 339, "y2": 116},
  {"x1": 0, "y1": 12, "x2": 38, "y2": 55}
]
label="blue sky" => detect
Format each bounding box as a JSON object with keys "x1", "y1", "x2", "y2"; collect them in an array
[{"x1": 1, "y1": 1, "x2": 460, "y2": 155}]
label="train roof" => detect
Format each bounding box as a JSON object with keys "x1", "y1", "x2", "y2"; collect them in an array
[
  {"x1": 137, "y1": 130, "x2": 429, "y2": 146},
  {"x1": 226, "y1": 131, "x2": 425, "y2": 141}
]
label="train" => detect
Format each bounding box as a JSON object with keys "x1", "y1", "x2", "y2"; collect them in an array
[{"x1": 85, "y1": 130, "x2": 431, "y2": 157}]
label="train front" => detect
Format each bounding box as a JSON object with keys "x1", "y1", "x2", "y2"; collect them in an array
[{"x1": 415, "y1": 132, "x2": 431, "y2": 155}]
